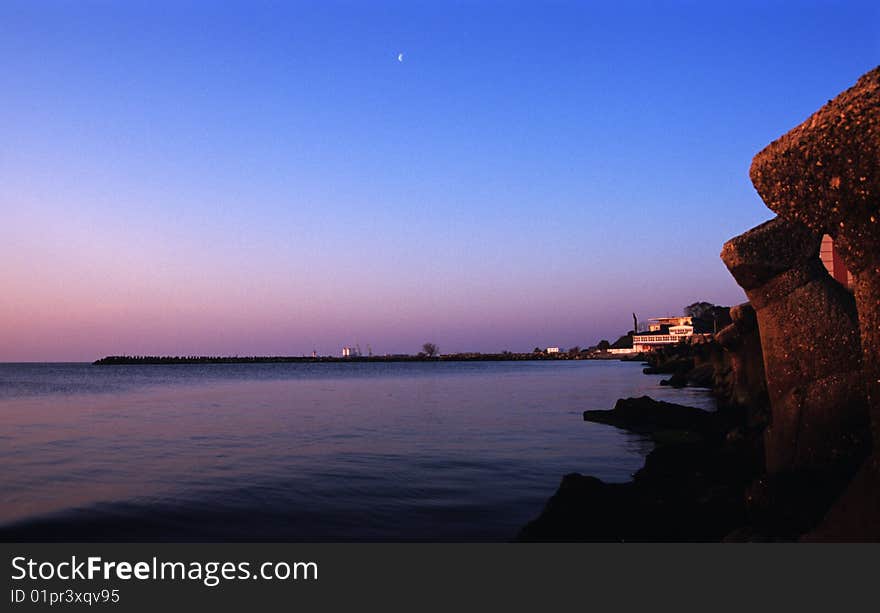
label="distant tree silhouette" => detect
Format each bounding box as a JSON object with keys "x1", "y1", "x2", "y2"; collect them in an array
[
  {"x1": 610, "y1": 333, "x2": 634, "y2": 349},
  {"x1": 684, "y1": 301, "x2": 715, "y2": 320},
  {"x1": 684, "y1": 301, "x2": 732, "y2": 334},
  {"x1": 597, "y1": 339, "x2": 611, "y2": 352},
  {"x1": 422, "y1": 342, "x2": 439, "y2": 358}
]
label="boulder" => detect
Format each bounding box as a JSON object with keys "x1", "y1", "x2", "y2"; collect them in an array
[
  {"x1": 518, "y1": 441, "x2": 752, "y2": 542},
  {"x1": 660, "y1": 372, "x2": 688, "y2": 387},
  {"x1": 742, "y1": 65, "x2": 880, "y2": 539},
  {"x1": 517, "y1": 474, "x2": 634, "y2": 542},
  {"x1": 583, "y1": 396, "x2": 715, "y2": 436},
  {"x1": 721, "y1": 217, "x2": 868, "y2": 479},
  {"x1": 714, "y1": 302, "x2": 769, "y2": 423},
  {"x1": 686, "y1": 362, "x2": 715, "y2": 388}
]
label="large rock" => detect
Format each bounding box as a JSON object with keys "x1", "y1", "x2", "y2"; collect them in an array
[
  {"x1": 714, "y1": 302, "x2": 769, "y2": 422},
  {"x1": 721, "y1": 217, "x2": 868, "y2": 480},
  {"x1": 745, "y1": 66, "x2": 880, "y2": 539},
  {"x1": 518, "y1": 443, "x2": 750, "y2": 542},
  {"x1": 583, "y1": 396, "x2": 716, "y2": 436}
]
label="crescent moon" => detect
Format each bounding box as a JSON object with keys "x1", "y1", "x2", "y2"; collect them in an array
[{"x1": 398, "y1": 53, "x2": 404, "y2": 62}]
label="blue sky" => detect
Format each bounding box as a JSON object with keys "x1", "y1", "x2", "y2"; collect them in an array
[{"x1": 1, "y1": 1, "x2": 878, "y2": 359}]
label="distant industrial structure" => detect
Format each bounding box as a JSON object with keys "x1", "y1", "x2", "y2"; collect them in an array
[
  {"x1": 545, "y1": 346, "x2": 560, "y2": 354},
  {"x1": 341, "y1": 346, "x2": 361, "y2": 358}
]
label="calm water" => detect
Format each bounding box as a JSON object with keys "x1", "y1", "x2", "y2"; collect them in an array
[{"x1": 0, "y1": 361, "x2": 715, "y2": 541}]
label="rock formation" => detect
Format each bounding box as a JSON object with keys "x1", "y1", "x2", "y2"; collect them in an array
[
  {"x1": 523, "y1": 67, "x2": 879, "y2": 542},
  {"x1": 713, "y1": 303, "x2": 768, "y2": 424},
  {"x1": 721, "y1": 217, "x2": 868, "y2": 480},
  {"x1": 520, "y1": 397, "x2": 754, "y2": 542},
  {"x1": 734, "y1": 66, "x2": 880, "y2": 539},
  {"x1": 584, "y1": 396, "x2": 717, "y2": 436}
]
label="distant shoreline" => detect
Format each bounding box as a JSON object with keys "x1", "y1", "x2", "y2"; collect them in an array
[{"x1": 92, "y1": 353, "x2": 636, "y2": 365}]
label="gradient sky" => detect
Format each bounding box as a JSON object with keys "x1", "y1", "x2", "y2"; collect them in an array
[{"x1": 1, "y1": 1, "x2": 878, "y2": 361}]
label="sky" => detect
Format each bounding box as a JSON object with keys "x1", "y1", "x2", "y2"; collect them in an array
[{"x1": 1, "y1": 1, "x2": 878, "y2": 361}]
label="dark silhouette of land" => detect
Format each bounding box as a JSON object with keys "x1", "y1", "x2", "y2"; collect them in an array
[{"x1": 92, "y1": 351, "x2": 619, "y2": 365}]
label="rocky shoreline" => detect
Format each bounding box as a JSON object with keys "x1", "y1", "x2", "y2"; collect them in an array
[
  {"x1": 518, "y1": 362, "x2": 766, "y2": 541},
  {"x1": 518, "y1": 341, "x2": 846, "y2": 541},
  {"x1": 520, "y1": 66, "x2": 880, "y2": 541}
]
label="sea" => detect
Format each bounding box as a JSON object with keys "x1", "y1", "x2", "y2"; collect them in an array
[{"x1": 0, "y1": 360, "x2": 715, "y2": 541}]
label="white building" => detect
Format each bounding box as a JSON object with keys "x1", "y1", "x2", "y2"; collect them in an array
[
  {"x1": 647, "y1": 316, "x2": 693, "y2": 332},
  {"x1": 669, "y1": 325, "x2": 694, "y2": 338},
  {"x1": 546, "y1": 346, "x2": 560, "y2": 354},
  {"x1": 342, "y1": 346, "x2": 361, "y2": 358},
  {"x1": 632, "y1": 316, "x2": 695, "y2": 352}
]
